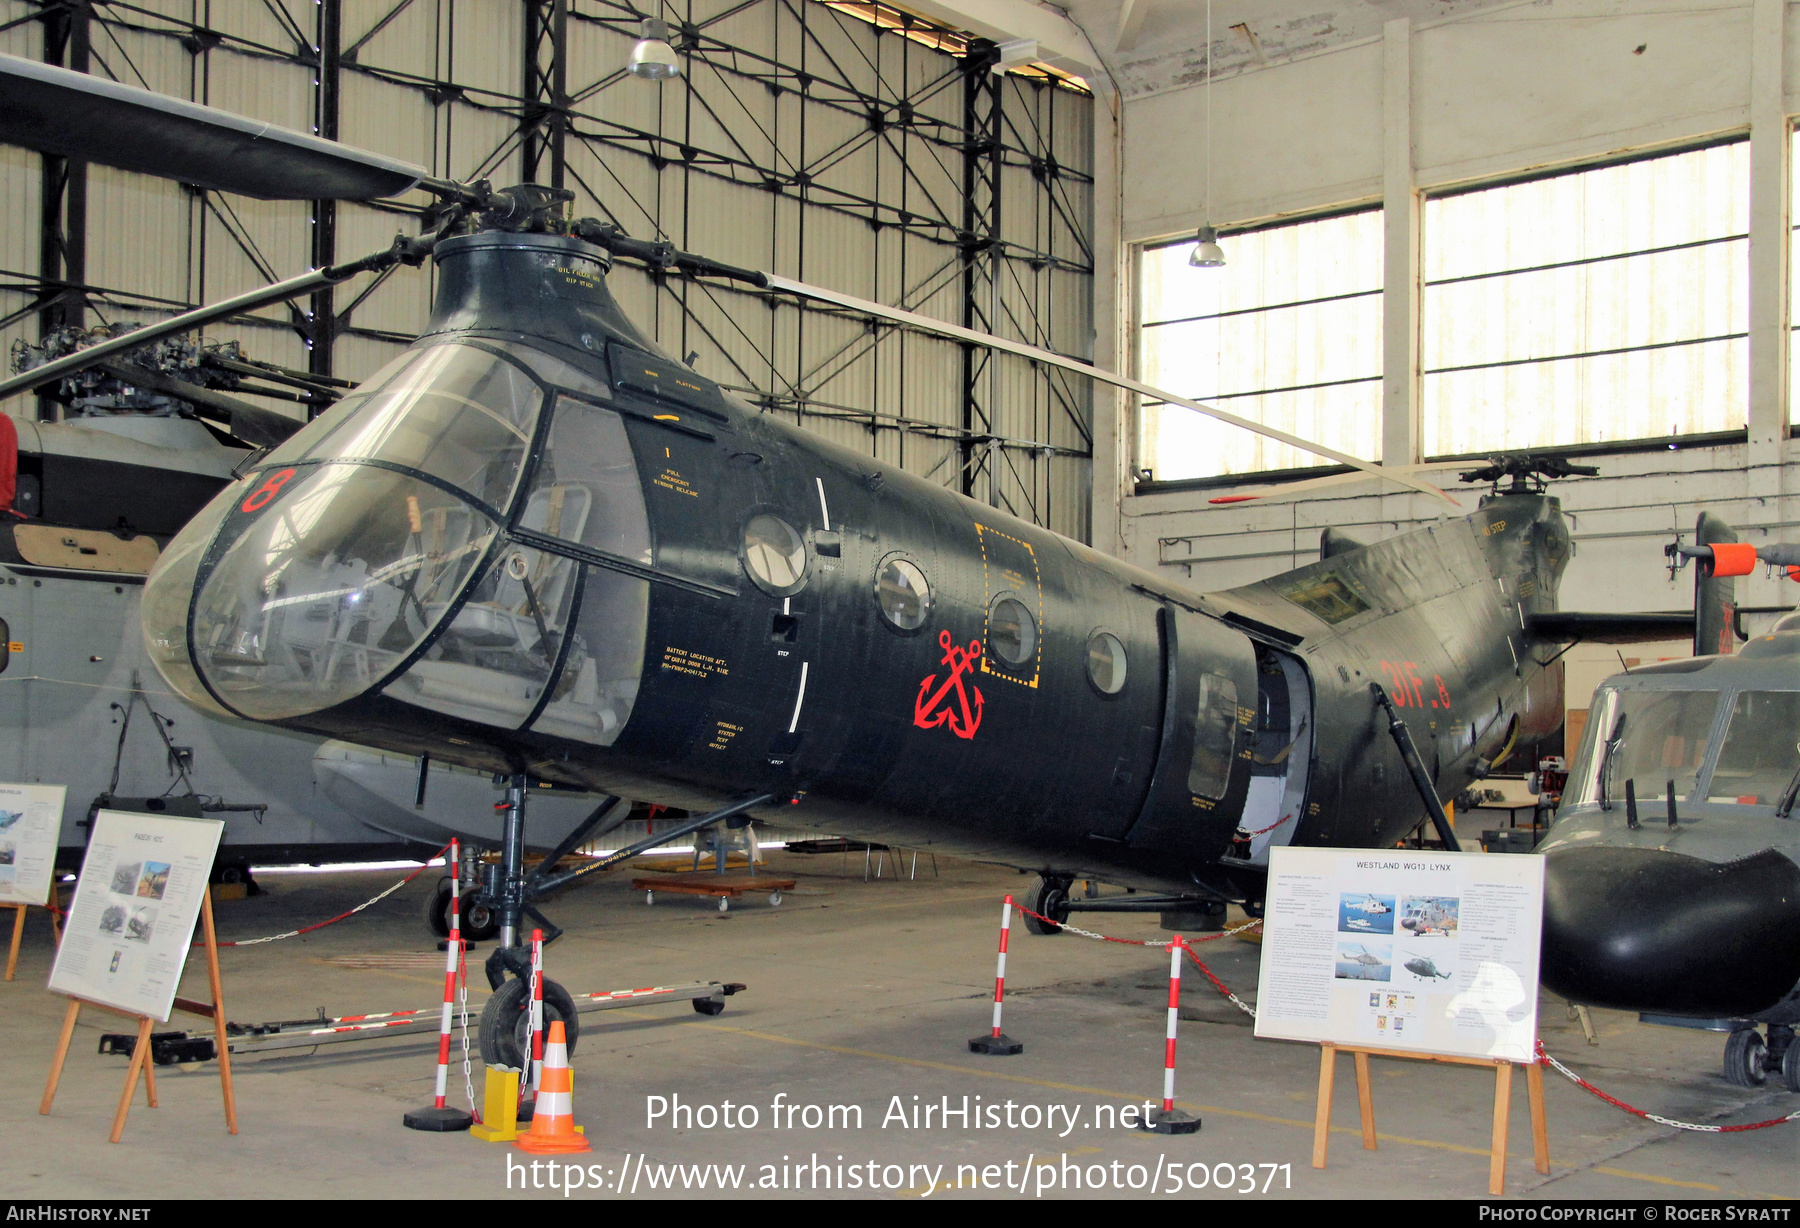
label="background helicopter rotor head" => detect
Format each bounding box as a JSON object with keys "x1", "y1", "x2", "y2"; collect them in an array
[{"x1": 0, "y1": 52, "x2": 425, "y2": 201}]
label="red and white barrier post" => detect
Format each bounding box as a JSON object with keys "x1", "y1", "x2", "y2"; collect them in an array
[
  {"x1": 1144, "y1": 935, "x2": 1201, "y2": 1134},
  {"x1": 968, "y1": 894, "x2": 1025, "y2": 1055},
  {"x1": 404, "y1": 839, "x2": 474, "y2": 1131}
]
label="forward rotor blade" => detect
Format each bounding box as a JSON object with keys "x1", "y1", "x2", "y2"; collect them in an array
[
  {"x1": 0, "y1": 53, "x2": 424, "y2": 200},
  {"x1": 762, "y1": 274, "x2": 1458, "y2": 507},
  {"x1": 0, "y1": 267, "x2": 340, "y2": 404}
]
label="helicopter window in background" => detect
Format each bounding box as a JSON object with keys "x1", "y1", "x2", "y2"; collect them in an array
[
  {"x1": 308, "y1": 343, "x2": 542, "y2": 513},
  {"x1": 384, "y1": 542, "x2": 579, "y2": 731},
  {"x1": 743, "y1": 515, "x2": 807, "y2": 596},
  {"x1": 531, "y1": 567, "x2": 649, "y2": 747},
  {"x1": 1565, "y1": 687, "x2": 1721, "y2": 808},
  {"x1": 1187, "y1": 672, "x2": 1239, "y2": 799},
  {"x1": 189, "y1": 465, "x2": 495, "y2": 721},
  {"x1": 1087, "y1": 631, "x2": 1127, "y2": 694},
  {"x1": 987, "y1": 594, "x2": 1036, "y2": 667},
  {"x1": 522, "y1": 397, "x2": 650, "y2": 562},
  {"x1": 1708, "y1": 691, "x2": 1800, "y2": 805},
  {"x1": 875, "y1": 557, "x2": 930, "y2": 631}
]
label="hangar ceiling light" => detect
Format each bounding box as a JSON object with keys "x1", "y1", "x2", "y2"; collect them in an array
[
  {"x1": 1189, "y1": 0, "x2": 1225, "y2": 268},
  {"x1": 628, "y1": 18, "x2": 682, "y2": 80}
]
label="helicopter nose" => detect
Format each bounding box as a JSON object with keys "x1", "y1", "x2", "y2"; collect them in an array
[{"x1": 1540, "y1": 846, "x2": 1800, "y2": 1017}]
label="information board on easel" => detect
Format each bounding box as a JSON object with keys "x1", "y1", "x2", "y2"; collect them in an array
[
  {"x1": 0, "y1": 783, "x2": 66, "y2": 981},
  {"x1": 40, "y1": 809, "x2": 236, "y2": 1143},
  {"x1": 1253, "y1": 846, "x2": 1549, "y2": 1195}
]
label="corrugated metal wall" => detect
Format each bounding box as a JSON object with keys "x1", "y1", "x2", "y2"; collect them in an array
[{"x1": 0, "y1": 0, "x2": 1094, "y2": 542}]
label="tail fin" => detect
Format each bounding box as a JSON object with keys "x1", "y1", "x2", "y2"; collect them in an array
[{"x1": 1693, "y1": 512, "x2": 1741, "y2": 657}]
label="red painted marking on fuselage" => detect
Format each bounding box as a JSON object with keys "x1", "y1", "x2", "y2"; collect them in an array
[{"x1": 914, "y1": 629, "x2": 985, "y2": 739}]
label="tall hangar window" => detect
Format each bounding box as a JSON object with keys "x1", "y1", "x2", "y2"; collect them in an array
[
  {"x1": 1790, "y1": 124, "x2": 1800, "y2": 427},
  {"x1": 1423, "y1": 140, "x2": 1749, "y2": 456},
  {"x1": 1137, "y1": 208, "x2": 1384, "y2": 482}
]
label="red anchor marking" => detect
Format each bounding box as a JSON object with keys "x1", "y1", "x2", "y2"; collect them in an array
[{"x1": 913, "y1": 629, "x2": 984, "y2": 739}]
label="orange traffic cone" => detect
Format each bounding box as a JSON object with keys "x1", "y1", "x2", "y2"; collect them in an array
[{"x1": 514, "y1": 1021, "x2": 591, "y2": 1154}]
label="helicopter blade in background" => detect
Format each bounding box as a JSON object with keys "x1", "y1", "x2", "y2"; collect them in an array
[
  {"x1": 0, "y1": 249, "x2": 405, "y2": 406},
  {"x1": 760, "y1": 273, "x2": 1460, "y2": 508},
  {"x1": 1202, "y1": 460, "x2": 1472, "y2": 505},
  {"x1": 90, "y1": 360, "x2": 302, "y2": 448},
  {"x1": 0, "y1": 52, "x2": 424, "y2": 200}
]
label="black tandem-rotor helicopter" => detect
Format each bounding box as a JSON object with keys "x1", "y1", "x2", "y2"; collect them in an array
[{"x1": 0, "y1": 53, "x2": 1737, "y2": 1068}]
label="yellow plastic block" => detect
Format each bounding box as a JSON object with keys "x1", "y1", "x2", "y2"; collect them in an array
[{"x1": 469, "y1": 1066, "x2": 520, "y2": 1143}]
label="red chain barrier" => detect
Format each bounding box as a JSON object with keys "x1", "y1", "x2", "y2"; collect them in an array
[
  {"x1": 218, "y1": 844, "x2": 452, "y2": 947},
  {"x1": 1535, "y1": 1040, "x2": 1800, "y2": 1133}
]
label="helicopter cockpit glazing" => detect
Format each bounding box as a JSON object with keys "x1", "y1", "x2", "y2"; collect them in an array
[
  {"x1": 1563, "y1": 683, "x2": 1800, "y2": 814},
  {"x1": 143, "y1": 339, "x2": 652, "y2": 746}
]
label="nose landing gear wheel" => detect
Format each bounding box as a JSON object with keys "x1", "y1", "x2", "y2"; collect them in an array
[
  {"x1": 424, "y1": 880, "x2": 501, "y2": 942},
  {"x1": 478, "y1": 974, "x2": 579, "y2": 1069},
  {"x1": 1723, "y1": 1027, "x2": 1768, "y2": 1088}
]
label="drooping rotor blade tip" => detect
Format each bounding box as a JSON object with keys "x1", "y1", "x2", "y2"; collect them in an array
[
  {"x1": 763, "y1": 272, "x2": 1459, "y2": 506},
  {"x1": 1208, "y1": 495, "x2": 1259, "y2": 504},
  {"x1": 0, "y1": 53, "x2": 425, "y2": 201}
]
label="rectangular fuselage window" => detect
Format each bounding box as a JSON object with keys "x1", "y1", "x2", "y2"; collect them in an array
[
  {"x1": 1423, "y1": 140, "x2": 1749, "y2": 455},
  {"x1": 1137, "y1": 208, "x2": 1384, "y2": 482}
]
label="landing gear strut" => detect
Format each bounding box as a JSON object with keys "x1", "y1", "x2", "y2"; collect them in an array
[{"x1": 466, "y1": 776, "x2": 780, "y2": 1065}]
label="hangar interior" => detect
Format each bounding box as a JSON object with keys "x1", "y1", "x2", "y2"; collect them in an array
[{"x1": 0, "y1": 0, "x2": 1797, "y2": 1203}]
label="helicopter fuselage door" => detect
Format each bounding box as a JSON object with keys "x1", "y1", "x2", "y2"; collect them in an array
[
  {"x1": 1118, "y1": 604, "x2": 1258, "y2": 860},
  {"x1": 1239, "y1": 646, "x2": 1315, "y2": 865}
]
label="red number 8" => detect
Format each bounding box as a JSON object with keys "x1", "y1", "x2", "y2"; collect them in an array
[{"x1": 241, "y1": 468, "x2": 297, "y2": 513}]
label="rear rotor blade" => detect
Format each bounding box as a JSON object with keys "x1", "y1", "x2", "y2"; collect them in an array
[
  {"x1": 762, "y1": 273, "x2": 1459, "y2": 507},
  {"x1": 0, "y1": 52, "x2": 424, "y2": 200}
]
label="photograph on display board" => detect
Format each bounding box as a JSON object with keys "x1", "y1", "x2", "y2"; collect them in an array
[
  {"x1": 109, "y1": 861, "x2": 143, "y2": 896},
  {"x1": 136, "y1": 863, "x2": 171, "y2": 900},
  {"x1": 1399, "y1": 895, "x2": 1459, "y2": 938},
  {"x1": 1337, "y1": 892, "x2": 1396, "y2": 934},
  {"x1": 1335, "y1": 941, "x2": 1393, "y2": 981}
]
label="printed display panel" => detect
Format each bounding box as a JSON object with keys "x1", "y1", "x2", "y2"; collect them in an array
[
  {"x1": 0, "y1": 783, "x2": 65, "y2": 906},
  {"x1": 48, "y1": 810, "x2": 224, "y2": 1022},
  {"x1": 1254, "y1": 846, "x2": 1544, "y2": 1063}
]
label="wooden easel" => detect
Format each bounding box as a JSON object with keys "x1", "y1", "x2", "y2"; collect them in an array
[
  {"x1": 39, "y1": 886, "x2": 237, "y2": 1143},
  {"x1": 1311, "y1": 1042, "x2": 1549, "y2": 1196},
  {"x1": 6, "y1": 880, "x2": 64, "y2": 981}
]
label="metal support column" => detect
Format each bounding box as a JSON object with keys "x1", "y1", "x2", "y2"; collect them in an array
[
  {"x1": 960, "y1": 40, "x2": 1002, "y2": 505},
  {"x1": 308, "y1": 0, "x2": 342, "y2": 384},
  {"x1": 36, "y1": 0, "x2": 91, "y2": 422},
  {"x1": 522, "y1": 0, "x2": 569, "y2": 190}
]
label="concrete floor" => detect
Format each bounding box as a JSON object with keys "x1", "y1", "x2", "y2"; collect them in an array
[{"x1": 2, "y1": 848, "x2": 1794, "y2": 1201}]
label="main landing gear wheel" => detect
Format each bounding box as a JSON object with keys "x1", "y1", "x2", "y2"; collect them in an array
[
  {"x1": 1783, "y1": 1037, "x2": 1800, "y2": 1093},
  {"x1": 424, "y1": 879, "x2": 501, "y2": 942},
  {"x1": 1723, "y1": 1027, "x2": 1768, "y2": 1088},
  {"x1": 1022, "y1": 877, "x2": 1072, "y2": 936},
  {"x1": 478, "y1": 975, "x2": 579, "y2": 1069}
]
